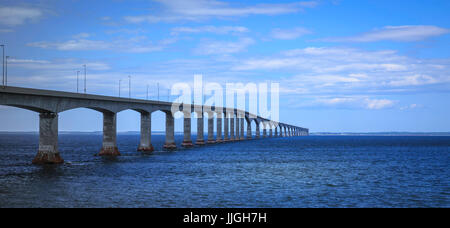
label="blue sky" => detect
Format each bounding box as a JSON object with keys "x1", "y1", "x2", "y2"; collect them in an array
[{"x1": 0, "y1": 0, "x2": 450, "y2": 132}]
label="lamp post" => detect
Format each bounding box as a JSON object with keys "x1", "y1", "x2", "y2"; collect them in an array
[
  {"x1": 1, "y1": 44, "x2": 4, "y2": 86},
  {"x1": 5, "y1": 56, "x2": 9, "y2": 86},
  {"x1": 128, "y1": 75, "x2": 131, "y2": 99},
  {"x1": 119, "y1": 79, "x2": 122, "y2": 97},
  {"x1": 157, "y1": 82, "x2": 160, "y2": 101},
  {"x1": 83, "y1": 64, "x2": 86, "y2": 94},
  {"x1": 146, "y1": 84, "x2": 149, "y2": 100},
  {"x1": 76, "y1": 71, "x2": 80, "y2": 93}
]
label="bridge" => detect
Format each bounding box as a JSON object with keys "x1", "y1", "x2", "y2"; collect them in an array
[{"x1": 0, "y1": 86, "x2": 309, "y2": 164}]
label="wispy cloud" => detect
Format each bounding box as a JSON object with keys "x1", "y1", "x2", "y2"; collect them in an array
[
  {"x1": 124, "y1": 0, "x2": 318, "y2": 23},
  {"x1": 321, "y1": 25, "x2": 450, "y2": 42},
  {"x1": 0, "y1": 6, "x2": 42, "y2": 26},
  {"x1": 296, "y1": 96, "x2": 397, "y2": 110},
  {"x1": 271, "y1": 27, "x2": 312, "y2": 40},
  {"x1": 9, "y1": 58, "x2": 110, "y2": 71},
  {"x1": 195, "y1": 37, "x2": 254, "y2": 55},
  {"x1": 232, "y1": 47, "x2": 450, "y2": 96},
  {"x1": 0, "y1": 29, "x2": 14, "y2": 33},
  {"x1": 27, "y1": 36, "x2": 176, "y2": 53},
  {"x1": 171, "y1": 26, "x2": 248, "y2": 35}
]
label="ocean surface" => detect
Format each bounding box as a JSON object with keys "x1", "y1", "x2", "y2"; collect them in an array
[{"x1": 0, "y1": 133, "x2": 448, "y2": 208}]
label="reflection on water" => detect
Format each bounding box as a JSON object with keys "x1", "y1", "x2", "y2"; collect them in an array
[{"x1": 0, "y1": 133, "x2": 449, "y2": 208}]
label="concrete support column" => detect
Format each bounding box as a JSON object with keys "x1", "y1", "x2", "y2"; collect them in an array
[
  {"x1": 207, "y1": 112, "x2": 215, "y2": 144},
  {"x1": 216, "y1": 112, "x2": 223, "y2": 143},
  {"x1": 269, "y1": 124, "x2": 273, "y2": 137},
  {"x1": 223, "y1": 113, "x2": 229, "y2": 141},
  {"x1": 182, "y1": 112, "x2": 193, "y2": 147},
  {"x1": 99, "y1": 112, "x2": 120, "y2": 156},
  {"x1": 230, "y1": 114, "x2": 235, "y2": 141},
  {"x1": 284, "y1": 127, "x2": 287, "y2": 137},
  {"x1": 138, "y1": 112, "x2": 154, "y2": 152},
  {"x1": 255, "y1": 121, "x2": 260, "y2": 138},
  {"x1": 163, "y1": 112, "x2": 176, "y2": 149},
  {"x1": 275, "y1": 125, "x2": 278, "y2": 137},
  {"x1": 240, "y1": 118, "x2": 245, "y2": 140},
  {"x1": 263, "y1": 123, "x2": 267, "y2": 138},
  {"x1": 196, "y1": 112, "x2": 205, "y2": 145},
  {"x1": 235, "y1": 114, "x2": 240, "y2": 140},
  {"x1": 33, "y1": 112, "x2": 64, "y2": 164},
  {"x1": 246, "y1": 120, "x2": 252, "y2": 139}
]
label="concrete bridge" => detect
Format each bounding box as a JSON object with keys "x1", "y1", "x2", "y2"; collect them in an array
[{"x1": 0, "y1": 86, "x2": 309, "y2": 164}]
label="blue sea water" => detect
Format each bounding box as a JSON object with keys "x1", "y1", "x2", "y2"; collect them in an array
[{"x1": 0, "y1": 133, "x2": 448, "y2": 208}]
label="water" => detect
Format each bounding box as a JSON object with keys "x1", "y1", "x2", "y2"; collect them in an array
[{"x1": 0, "y1": 133, "x2": 448, "y2": 208}]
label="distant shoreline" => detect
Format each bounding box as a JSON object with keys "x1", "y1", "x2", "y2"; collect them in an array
[
  {"x1": 0, "y1": 131, "x2": 449, "y2": 136},
  {"x1": 311, "y1": 132, "x2": 450, "y2": 136}
]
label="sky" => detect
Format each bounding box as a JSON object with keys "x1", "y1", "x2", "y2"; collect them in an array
[{"x1": 0, "y1": 0, "x2": 449, "y2": 133}]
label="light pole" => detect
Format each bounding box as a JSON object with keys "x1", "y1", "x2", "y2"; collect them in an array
[
  {"x1": 128, "y1": 75, "x2": 131, "y2": 98},
  {"x1": 83, "y1": 64, "x2": 86, "y2": 94},
  {"x1": 76, "y1": 71, "x2": 80, "y2": 93},
  {"x1": 1, "y1": 44, "x2": 4, "y2": 86},
  {"x1": 5, "y1": 56, "x2": 9, "y2": 86},
  {"x1": 157, "y1": 82, "x2": 160, "y2": 101},
  {"x1": 146, "y1": 84, "x2": 149, "y2": 100},
  {"x1": 119, "y1": 79, "x2": 122, "y2": 97}
]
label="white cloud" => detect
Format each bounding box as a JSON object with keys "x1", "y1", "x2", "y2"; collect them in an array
[
  {"x1": 389, "y1": 74, "x2": 438, "y2": 87},
  {"x1": 195, "y1": 37, "x2": 254, "y2": 55},
  {"x1": 0, "y1": 29, "x2": 13, "y2": 33},
  {"x1": 322, "y1": 25, "x2": 450, "y2": 42},
  {"x1": 124, "y1": 0, "x2": 318, "y2": 23},
  {"x1": 0, "y1": 7, "x2": 42, "y2": 26},
  {"x1": 72, "y1": 33, "x2": 91, "y2": 39},
  {"x1": 27, "y1": 36, "x2": 176, "y2": 53},
  {"x1": 271, "y1": 27, "x2": 311, "y2": 40},
  {"x1": 9, "y1": 58, "x2": 110, "y2": 71},
  {"x1": 365, "y1": 98, "x2": 395, "y2": 110},
  {"x1": 232, "y1": 47, "x2": 450, "y2": 96},
  {"x1": 171, "y1": 26, "x2": 248, "y2": 35},
  {"x1": 305, "y1": 96, "x2": 396, "y2": 110},
  {"x1": 400, "y1": 104, "x2": 424, "y2": 110}
]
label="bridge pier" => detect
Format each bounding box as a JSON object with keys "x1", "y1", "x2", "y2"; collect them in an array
[
  {"x1": 99, "y1": 112, "x2": 120, "y2": 156},
  {"x1": 138, "y1": 112, "x2": 154, "y2": 152},
  {"x1": 230, "y1": 114, "x2": 235, "y2": 141},
  {"x1": 223, "y1": 113, "x2": 229, "y2": 142},
  {"x1": 246, "y1": 119, "x2": 252, "y2": 139},
  {"x1": 182, "y1": 112, "x2": 193, "y2": 147},
  {"x1": 255, "y1": 121, "x2": 260, "y2": 139},
  {"x1": 275, "y1": 125, "x2": 278, "y2": 137},
  {"x1": 269, "y1": 126, "x2": 273, "y2": 137},
  {"x1": 207, "y1": 112, "x2": 215, "y2": 144},
  {"x1": 216, "y1": 112, "x2": 223, "y2": 143},
  {"x1": 196, "y1": 112, "x2": 205, "y2": 145},
  {"x1": 263, "y1": 123, "x2": 267, "y2": 138},
  {"x1": 164, "y1": 112, "x2": 177, "y2": 149},
  {"x1": 235, "y1": 114, "x2": 240, "y2": 141},
  {"x1": 33, "y1": 112, "x2": 64, "y2": 164},
  {"x1": 240, "y1": 116, "x2": 245, "y2": 140}
]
